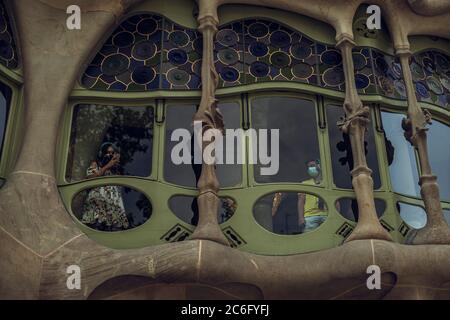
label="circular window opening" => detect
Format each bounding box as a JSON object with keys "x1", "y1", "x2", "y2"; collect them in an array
[
  {"x1": 396, "y1": 202, "x2": 427, "y2": 229},
  {"x1": 72, "y1": 185, "x2": 152, "y2": 232},
  {"x1": 335, "y1": 198, "x2": 386, "y2": 222},
  {"x1": 169, "y1": 196, "x2": 236, "y2": 226},
  {"x1": 253, "y1": 192, "x2": 328, "y2": 235}
]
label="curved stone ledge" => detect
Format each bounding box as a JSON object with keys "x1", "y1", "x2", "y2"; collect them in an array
[
  {"x1": 34, "y1": 238, "x2": 450, "y2": 299},
  {"x1": 408, "y1": 0, "x2": 450, "y2": 16}
]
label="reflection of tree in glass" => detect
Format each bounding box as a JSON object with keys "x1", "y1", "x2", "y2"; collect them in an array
[
  {"x1": 104, "y1": 107, "x2": 153, "y2": 175},
  {"x1": 135, "y1": 193, "x2": 152, "y2": 225},
  {"x1": 122, "y1": 187, "x2": 152, "y2": 227},
  {"x1": 220, "y1": 198, "x2": 236, "y2": 223},
  {"x1": 68, "y1": 105, "x2": 153, "y2": 180}
]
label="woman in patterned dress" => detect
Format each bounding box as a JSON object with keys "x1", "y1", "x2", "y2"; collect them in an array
[{"x1": 81, "y1": 143, "x2": 130, "y2": 231}]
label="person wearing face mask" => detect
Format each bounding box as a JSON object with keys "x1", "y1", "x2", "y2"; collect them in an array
[
  {"x1": 298, "y1": 159, "x2": 327, "y2": 233},
  {"x1": 271, "y1": 159, "x2": 326, "y2": 234},
  {"x1": 81, "y1": 142, "x2": 129, "y2": 231}
]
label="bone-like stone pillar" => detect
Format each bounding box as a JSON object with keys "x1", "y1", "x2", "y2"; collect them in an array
[
  {"x1": 335, "y1": 34, "x2": 392, "y2": 242},
  {"x1": 190, "y1": 8, "x2": 228, "y2": 245},
  {"x1": 0, "y1": 0, "x2": 145, "y2": 298},
  {"x1": 397, "y1": 48, "x2": 450, "y2": 245}
]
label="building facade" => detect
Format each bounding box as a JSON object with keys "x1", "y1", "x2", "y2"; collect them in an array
[{"x1": 0, "y1": 0, "x2": 449, "y2": 299}]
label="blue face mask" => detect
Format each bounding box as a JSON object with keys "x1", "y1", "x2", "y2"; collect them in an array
[{"x1": 308, "y1": 166, "x2": 319, "y2": 177}]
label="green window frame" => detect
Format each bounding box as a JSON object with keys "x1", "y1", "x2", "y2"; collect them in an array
[{"x1": 56, "y1": 4, "x2": 450, "y2": 255}]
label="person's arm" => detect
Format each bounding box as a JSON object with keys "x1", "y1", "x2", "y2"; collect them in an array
[
  {"x1": 272, "y1": 192, "x2": 283, "y2": 217},
  {"x1": 297, "y1": 193, "x2": 306, "y2": 226},
  {"x1": 87, "y1": 155, "x2": 120, "y2": 178}
]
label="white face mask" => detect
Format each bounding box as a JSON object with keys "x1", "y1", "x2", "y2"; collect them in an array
[{"x1": 308, "y1": 166, "x2": 320, "y2": 178}]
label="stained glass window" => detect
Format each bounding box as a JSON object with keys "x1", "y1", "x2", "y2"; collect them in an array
[
  {"x1": 214, "y1": 21, "x2": 244, "y2": 86},
  {"x1": 81, "y1": 14, "x2": 201, "y2": 91},
  {"x1": 242, "y1": 19, "x2": 319, "y2": 86},
  {"x1": 372, "y1": 49, "x2": 406, "y2": 100},
  {"x1": 80, "y1": 14, "x2": 449, "y2": 111},
  {"x1": 409, "y1": 50, "x2": 449, "y2": 110},
  {"x1": 0, "y1": 1, "x2": 18, "y2": 69},
  {"x1": 353, "y1": 48, "x2": 377, "y2": 94}
]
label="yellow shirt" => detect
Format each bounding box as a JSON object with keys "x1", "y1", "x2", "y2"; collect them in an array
[{"x1": 301, "y1": 178, "x2": 328, "y2": 217}]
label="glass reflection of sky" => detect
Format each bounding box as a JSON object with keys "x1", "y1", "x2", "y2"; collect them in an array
[
  {"x1": 398, "y1": 202, "x2": 427, "y2": 229},
  {"x1": 381, "y1": 112, "x2": 421, "y2": 197}
]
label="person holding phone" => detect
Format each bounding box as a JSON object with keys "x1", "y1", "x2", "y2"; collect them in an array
[{"x1": 81, "y1": 142, "x2": 129, "y2": 231}]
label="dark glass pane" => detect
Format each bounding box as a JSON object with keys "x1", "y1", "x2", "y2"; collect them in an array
[
  {"x1": 327, "y1": 105, "x2": 381, "y2": 189},
  {"x1": 335, "y1": 198, "x2": 386, "y2": 222},
  {"x1": 72, "y1": 186, "x2": 152, "y2": 231},
  {"x1": 253, "y1": 192, "x2": 328, "y2": 235},
  {"x1": 427, "y1": 119, "x2": 450, "y2": 202},
  {"x1": 397, "y1": 202, "x2": 426, "y2": 229},
  {"x1": 252, "y1": 97, "x2": 321, "y2": 184},
  {"x1": 380, "y1": 111, "x2": 420, "y2": 197},
  {"x1": 66, "y1": 104, "x2": 154, "y2": 181},
  {"x1": 169, "y1": 195, "x2": 236, "y2": 226},
  {"x1": 0, "y1": 82, "x2": 11, "y2": 158},
  {"x1": 164, "y1": 103, "x2": 242, "y2": 187}
]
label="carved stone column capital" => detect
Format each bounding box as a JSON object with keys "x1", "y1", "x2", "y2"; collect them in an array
[
  {"x1": 335, "y1": 33, "x2": 356, "y2": 49},
  {"x1": 198, "y1": 15, "x2": 219, "y2": 32},
  {"x1": 337, "y1": 106, "x2": 370, "y2": 134},
  {"x1": 401, "y1": 109, "x2": 432, "y2": 147}
]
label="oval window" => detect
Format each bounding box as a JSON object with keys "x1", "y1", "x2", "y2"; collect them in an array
[
  {"x1": 72, "y1": 185, "x2": 152, "y2": 231},
  {"x1": 169, "y1": 195, "x2": 236, "y2": 226},
  {"x1": 335, "y1": 198, "x2": 386, "y2": 221},
  {"x1": 396, "y1": 202, "x2": 427, "y2": 229},
  {"x1": 253, "y1": 192, "x2": 328, "y2": 235}
]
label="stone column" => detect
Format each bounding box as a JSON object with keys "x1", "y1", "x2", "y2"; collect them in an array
[
  {"x1": 397, "y1": 48, "x2": 450, "y2": 244},
  {"x1": 190, "y1": 12, "x2": 228, "y2": 246},
  {"x1": 335, "y1": 34, "x2": 392, "y2": 242},
  {"x1": 0, "y1": 0, "x2": 144, "y2": 298}
]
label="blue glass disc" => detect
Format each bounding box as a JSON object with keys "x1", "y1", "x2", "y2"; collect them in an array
[{"x1": 168, "y1": 49, "x2": 188, "y2": 65}]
